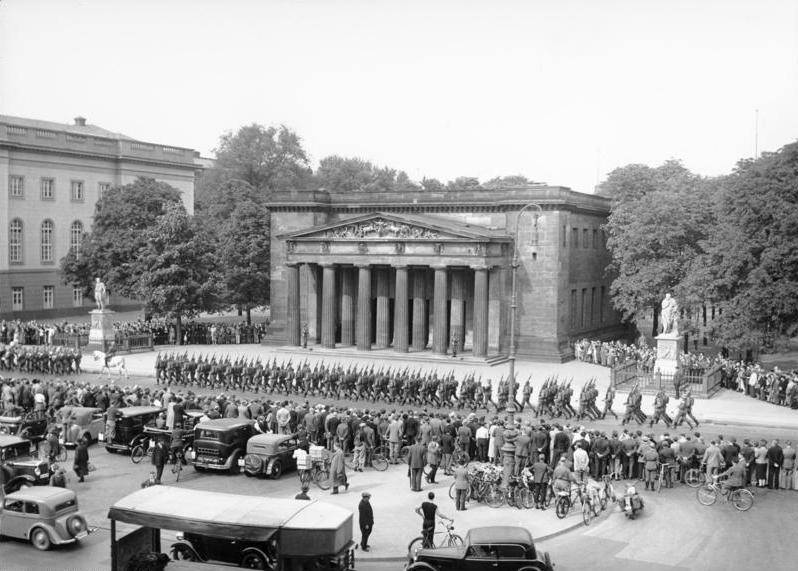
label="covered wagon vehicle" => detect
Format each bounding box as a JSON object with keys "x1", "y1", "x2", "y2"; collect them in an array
[
  {"x1": 108, "y1": 486, "x2": 356, "y2": 570},
  {"x1": 1, "y1": 435, "x2": 53, "y2": 495},
  {"x1": 242, "y1": 433, "x2": 306, "y2": 479},
  {"x1": 0, "y1": 486, "x2": 91, "y2": 551},
  {"x1": 57, "y1": 406, "x2": 104, "y2": 447},
  {"x1": 100, "y1": 405, "x2": 164, "y2": 453},
  {"x1": 407, "y1": 526, "x2": 554, "y2": 571}
]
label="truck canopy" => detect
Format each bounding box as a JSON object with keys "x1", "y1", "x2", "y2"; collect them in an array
[{"x1": 107, "y1": 486, "x2": 352, "y2": 556}]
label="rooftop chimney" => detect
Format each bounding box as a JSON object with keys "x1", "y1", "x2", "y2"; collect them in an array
[{"x1": 74, "y1": 116, "x2": 86, "y2": 126}]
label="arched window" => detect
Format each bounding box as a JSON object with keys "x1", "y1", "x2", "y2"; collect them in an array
[
  {"x1": 70, "y1": 220, "x2": 84, "y2": 252},
  {"x1": 41, "y1": 219, "x2": 54, "y2": 263},
  {"x1": 9, "y1": 219, "x2": 23, "y2": 263}
]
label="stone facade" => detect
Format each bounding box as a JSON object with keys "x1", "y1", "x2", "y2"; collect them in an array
[
  {"x1": 266, "y1": 186, "x2": 624, "y2": 362},
  {"x1": 0, "y1": 115, "x2": 200, "y2": 319}
]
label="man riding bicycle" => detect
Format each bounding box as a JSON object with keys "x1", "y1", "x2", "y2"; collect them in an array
[{"x1": 716, "y1": 456, "x2": 747, "y2": 493}]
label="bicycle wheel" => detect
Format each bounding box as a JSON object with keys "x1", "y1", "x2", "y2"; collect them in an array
[
  {"x1": 522, "y1": 488, "x2": 536, "y2": 509},
  {"x1": 731, "y1": 489, "x2": 754, "y2": 512},
  {"x1": 544, "y1": 486, "x2": 554, "y2": 508},
  {"x1": 485, "y1": 484, "x2": 505, "y2": 508},
  {"x1": 592, "y1": 494, "x2": 602, "y2": 517},
  {"x1": 599, "y1": 490, "x2": 608, "y2": 511},
  {"x1": 696, "y1": 484, "x2": 717, "y2": 506},
  {"x1": 582, "y1": 499, "x2": 593, "y2": 525},
  {"x1": 448, "y1": 481, "x2": 456, "y2": 500},
  {"x1": 400, "y1": 445, "x2": 410, "y2": 462},
  {"x1": 555, "y1": 496, "x2": 570, "y2": 519},
  {"x1": 444, "y1": 534, "x2": 464, "y2": 547},
  {"x1": 685, "y1": 468, "x2": 704, "y2": 488},
  {"x1": 371, "y1": 454, "x2": 389, "y2": 472},
  {"x1": 313, "y1": 468, "x2": 331, "y2": 490},
  {"x1": 407, "y1": 536, "x2": 425, "y2": 560},
  {"x1": 173, "y1": 462, "x2": 182, "y2": 482},
  {"x1": 131, "y1": 445, "x2": 146, "y2": 464},
  {"x1": 656, "y1": 472, "x2": 663, "y2": 494}
]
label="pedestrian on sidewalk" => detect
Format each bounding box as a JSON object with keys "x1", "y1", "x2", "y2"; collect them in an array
[
  {"x1": 73, "y1": 437, "x2": 90, "y2": 483},
  {"x1": 358, "y1": 492, "x2": 373, "y2": 551},
  {"x1": 452, "y1": 458, "x2": 469, "y2": 511},
  {"x1": 331, "y1": 442, "x2": 348, "y2": 494},
  {"x1": 408, "y1": 440, "x2": 425, "y2": 492},
  {"x1": 426, "y1": 439, "x2": 441, "y2": 484}
]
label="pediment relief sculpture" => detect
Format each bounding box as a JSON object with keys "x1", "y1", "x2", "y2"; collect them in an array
[{"x1": 324, "y1": 219, "x2": 440, "y2": 239}]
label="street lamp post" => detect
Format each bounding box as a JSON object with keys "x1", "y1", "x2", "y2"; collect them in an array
[{"x1": 507, "y1": 202, "x2": 544, "y2": 414}]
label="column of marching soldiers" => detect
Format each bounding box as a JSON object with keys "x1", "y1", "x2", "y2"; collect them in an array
[{"x1": 155, "y1": 352, "x2": 699, "y2": 428}]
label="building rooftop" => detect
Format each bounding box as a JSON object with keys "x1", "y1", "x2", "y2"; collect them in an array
[{"x1": 0, "y1": 114, "x2": 135, "y2": 141}]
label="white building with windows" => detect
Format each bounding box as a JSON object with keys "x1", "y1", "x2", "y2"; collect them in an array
[{"x1": 0, "y1": 115, "x2": 200, "y2": 318}]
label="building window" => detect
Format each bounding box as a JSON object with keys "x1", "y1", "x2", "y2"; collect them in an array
[
  {"x1": 12, "y1": 287, "x2": 24, "y2": 311},
  {"x1": 43, "y1": 286, "x2": 54, "y2": 309},
  {"x1": 591, "y1": 287, "x2": 597, "y2": 325},
  {"x1": 600, "y1": 286, "x2": 606, "y2": 324},
  {"x1": 72, "y1": 287, "x2": 84, "y2": 307},
  {"x1": 572, "y1": 228, "x2": 579, "y2": 248},
  {"x1": 9, "y1": 175, "x2": 24, "y2": 198},
  {"x1": 98, "y1": 182, "x2": 111, "y2": 199},
  {"x1": 40, "y1": 178, "x2": 55, "y2": 200},
  {"x1": 41, "y1": 220, "x2": 54, "y2": 263},
  {"x1": 562, "y1": 225, "x2": 567, "y2": 247},
  {"x1": 583, "y1": 229, "x2": 589, "y2": 249},
  {"x1": 581, "y1": 288, "x2": 587, "y2": 328},
  {"x1": 570, "y1": 289, "x2": 577, "y2": 328},
  {"x1": 71, "y1": 180, "x2": 85, "y2": 202},
  {"x1": 9, "y1": 219, "x2": 23, "y2": 264},
  {"x1": 70, "y1": 220, "x2": 84, "y2": 252},
  {"x1": 592, "y1": 229, "x2": 598, "y2": 249}
]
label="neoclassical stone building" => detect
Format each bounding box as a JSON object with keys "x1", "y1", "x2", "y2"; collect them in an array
[{"x1": 265, "y1": 186, "x2": 624, "y2": 361}]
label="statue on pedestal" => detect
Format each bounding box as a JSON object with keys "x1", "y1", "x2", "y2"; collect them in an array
[
  {"x1": 659, "y1": 293, "x2": 679, "y2": 336},
  {"x1": 94, "y1": 277, "x2": 109, "y2": 311}
]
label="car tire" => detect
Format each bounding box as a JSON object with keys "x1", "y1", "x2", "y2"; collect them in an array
[
  {"x1": 131, "y1": 445, "x2": 146, "y2": 464},
  {"x1": 30, "y1": 528, "x2": 52, "y2": 551},
  {"x1": 240, "y1": 548, "x2": 271, "y2": 569},
  {"x1": 229, "y1": 452, "x2": 242, "y2": 475},
  {"x1": 269, "y1": 459, "x2": 283, "y2": 480},
  {"x1": 406, "y1": 563, "x2": 437, "y2": 571}
]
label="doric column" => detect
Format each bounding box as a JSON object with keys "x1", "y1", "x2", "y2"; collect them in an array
[
  {"x1": 356, "y1": 265, "x2": 372, "y2": 351},
  {"x1": 321, "y1": 263, "x2": 337, "y2": 348},
  {"x1": 375, "y1": 268, "x2": 390, "y2": 348},
  {"x1": 286, "y1": 262, "x2": 301, "y2": 346},
  {"x1": 449, "y1": 269, "x2": 465, "y2": 353},
  {"x1": 341, "y1": 268, "x2": 355, "y2": 346},
  {"x1": 473, "y1": 265, "x2": 489, "y2": 357},
  {"x1": 393, "y1": 266, "x2": 409, "y2": 352},
  {"x1": 411, "y1": 268, "x2": 427, "y2": 351},
  {"x1": 432, "y1": 265, "x2": 449, "y2": 354}
]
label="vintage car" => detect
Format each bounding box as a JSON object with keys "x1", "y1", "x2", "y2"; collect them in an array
[
  {"x1": 0, "y1": 486, "x2": 91, "y2": 550},
  {"x1": 242, "y1": 433, "x2": 307, "y2": 479},
  {"x1": 0, "y1": 410, "x2": 49, "y2": 444},
  {"x1": 108, "y1": 486, "x2": 355, "y2": 570},
  {"x1": 56, "y1": 406, "x2": 105, "y2": 447},
  {"x1": 0, "y1": 435, "x2": 54, "y2": 495},
  {"x1": 99, "y1": 405, "x2": 164, "y2": 453},
  {"x1": 192, "y1": 417, "x2": 255, "y2": 474},
  {"x1": 407, "y1": 526, "x2": 554, "y2": 571}
]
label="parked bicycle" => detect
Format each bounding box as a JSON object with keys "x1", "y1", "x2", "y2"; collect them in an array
[{"x1": 407, "y1": 523, "x2": 463, "y2": 559}]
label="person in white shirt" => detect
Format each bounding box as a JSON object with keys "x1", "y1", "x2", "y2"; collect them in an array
[
  {"x1": 293, "y1": 447, "x2": 310, "y2": 484},
  {"x1": 476, "y1": 423, "x2": 490, "y2": 462},
  {"x1": 572, "y1": 442, "x2": 590, "y2": 483}
]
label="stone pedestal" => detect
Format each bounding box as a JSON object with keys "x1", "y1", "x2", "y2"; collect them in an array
[
  {"x1": 86, "y1": 309, "x2": 116, "y2": 352},
  {"x1": 654, "y1": 334, "x2": 682, "y2": 375}
]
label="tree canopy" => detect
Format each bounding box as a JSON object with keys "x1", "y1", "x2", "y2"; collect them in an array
[{"x1": 60, "y1": 177, "x2": 183, "y2": 298}]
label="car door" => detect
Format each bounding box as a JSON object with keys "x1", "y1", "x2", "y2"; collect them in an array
[
  {"x1": 1, "y1": 498, "x2": 26, "y2": 539},
  {"x1": 284, "y1": 439, "x2": 298, "y2": 470}
]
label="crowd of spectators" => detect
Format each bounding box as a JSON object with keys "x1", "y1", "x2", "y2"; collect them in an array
[{"x1": 0, "y1": 318, "x2": 269, "y2": 348}]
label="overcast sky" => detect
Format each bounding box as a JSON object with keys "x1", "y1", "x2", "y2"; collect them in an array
[{"x1": 1, "y1": 0, "x2": 796, "y2": 193}]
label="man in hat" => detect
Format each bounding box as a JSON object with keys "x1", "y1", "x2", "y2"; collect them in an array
[{"x1": 358, "y1": 492, "x2": 374, "y2": 551}]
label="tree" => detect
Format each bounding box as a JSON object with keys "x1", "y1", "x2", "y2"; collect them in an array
[
  {"x1": 134, "y1": 203, "x2": 223, "y2": 344},
  {"x1": 60, "y1": 177, "x2": 183, "y2": 298},
  {"x1": 314, "y1": 155, "x2": 420, "y2": 193},
  {"x1": 446, "y1": 177, "x2": 481, "y2": 191},
  {"x1": 687, "y1": 142, "x2": 798, "y2": 351},
  {"x1": 601, "y1": 161, "x2": 717, "y2": 334},
  {"x1": 217, "y1": 199, "x2": 272, "y2": 323},
  {"x1": 482, "y1": 175, "x2": 539, "y2": 189},
  {"x1": 421, "y1": 177, "x2": 445, "y2": 192}
]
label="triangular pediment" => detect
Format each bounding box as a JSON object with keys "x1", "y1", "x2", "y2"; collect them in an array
[{"x1": 280, "y1": 212, "x2": 508, "y2": 241}]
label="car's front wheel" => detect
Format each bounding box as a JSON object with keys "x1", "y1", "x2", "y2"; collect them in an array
[
  {"x1": 269, "y1": 459, "x2": 283, "y2": 480},
  {"x1": 30, "y1": 528, "x2": 52, "y2": 551}
]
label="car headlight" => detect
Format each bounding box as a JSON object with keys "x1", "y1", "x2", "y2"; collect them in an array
[{"x1": 34, "y1": 467, "x2": 41, "y2": 476}]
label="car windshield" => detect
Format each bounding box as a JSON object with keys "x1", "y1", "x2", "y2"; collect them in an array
[
  {"x1": 55, "y1": 498, "x2": 77, "y2": 512},
  {"x1": 197, "y1": 430, "x2": 220, "y2": 440}
]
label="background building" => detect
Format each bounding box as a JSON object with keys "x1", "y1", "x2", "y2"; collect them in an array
[
  {"x1": 0, "y1": 115, "x2": 199, "y2": 319},
  {"x1": 266, "y1": 186, "x2": 626, "y2": 362}
]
